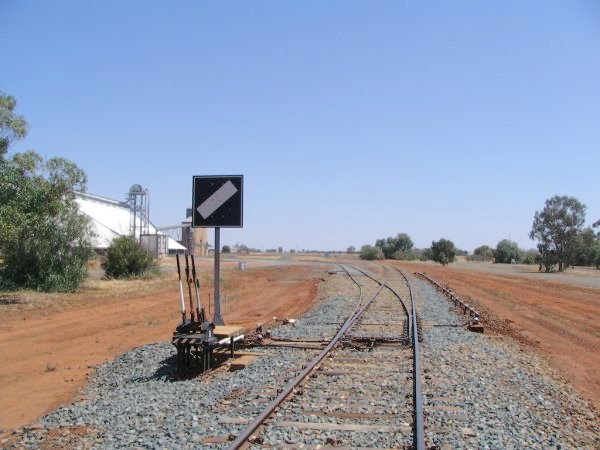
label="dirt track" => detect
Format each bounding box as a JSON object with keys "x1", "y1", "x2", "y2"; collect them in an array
[
  {"x1": 394, "y1": 261, "x2": 600, "y2": 412},
  {"x1": 0, "y1": 264, "x2": 321, "y2": 435}
]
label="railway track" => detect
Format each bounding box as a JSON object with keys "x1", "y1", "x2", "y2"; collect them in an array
[
  {"x1": 10, "y1": 262, "x2": 598, "y2": 448},
  {"x1": 227, "y1": 264, "x2": 425, "y2": 449}
]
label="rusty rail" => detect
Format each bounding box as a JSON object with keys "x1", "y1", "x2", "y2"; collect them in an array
[
  {"x1": 227, "y1": 264, "x2": 386, "y2": 449},
  {"x1": 415, "y1": 271, "x2": 483, "y2": 332},
  {"x1": 389, "y1": 266, "x2": 425, "y2": 450},
  {"x1": 416, "y1": 272, "x2": 480, "y2": 317}
]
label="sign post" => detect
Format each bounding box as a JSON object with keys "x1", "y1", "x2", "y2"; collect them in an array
[
  {"x1": 192, "y1": 175, "x2": 243, "y2": 326},
  {"x1": 213, "y1": 227, "x2": 223, "y2": 324}
]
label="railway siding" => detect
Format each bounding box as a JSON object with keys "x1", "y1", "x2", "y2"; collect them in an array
[
  {"x1": 412, "y1": 274, "x2": 599, "y2": 448},
  {"x1": 225, "y1": 265, "x2": 417, "y2": 448}
]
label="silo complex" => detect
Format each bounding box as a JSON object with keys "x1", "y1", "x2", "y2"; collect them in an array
[{"x1": 182, "y1": 210, "x2": 210, "y2": 256}]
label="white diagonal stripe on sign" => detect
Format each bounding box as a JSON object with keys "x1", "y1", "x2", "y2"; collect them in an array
[{"x1": 197, "y1": 180, "x2": 238, "y2": 219}]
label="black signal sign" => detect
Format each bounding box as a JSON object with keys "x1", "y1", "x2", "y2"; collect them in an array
[{"x1": 192, "y1": 175, "x2": 243, "y2": 228}]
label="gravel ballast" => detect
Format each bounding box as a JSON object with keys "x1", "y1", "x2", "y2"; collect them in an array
[
  {"x1": 412, "y1": 274, "x2": 599, "y2": 449},
  {"x1": 6, "y1": 267, "x2": 599, "y2": 449}
]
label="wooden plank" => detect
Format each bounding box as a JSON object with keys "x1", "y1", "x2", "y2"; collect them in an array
[
  {"x1": 261, "y1": 342, "x2": 324, "y2": 349},
  {"x1": 201, "y1": 436, "x2": 231, "y2": 444},
  {"x1": 269, "y1": 337, "x2": 328, "y2": 343},
  {"x1": 300, "y1": 410, "x2": 399, "y2": 420},
  {"x1": 214, "y1": 325, "x2": 244, "y2": 338},
  {"x1": 273, "y1": 421, "x2": 411, "y2": 433},
  {"x1": 431, "y1": 405, "x2": 462, "y2": 413},
  {"x1": 304, "y1": 384, "x2": 409, "y2": 395},
  {"x1": 274, "y1": 445, "x2": 394, "y2": 450},
  {"x1": 218, "y1": 416, "x2": 249, "y2": 425},
  {"x1": 229, "y1": 354, "x2": 259, "y2": 371},
  {"x1": 319, "y1": 371, "x2": 349, "y2": 376},
  {"x1": 428, "y1": 396, "x2": 453, "y2": 402}
]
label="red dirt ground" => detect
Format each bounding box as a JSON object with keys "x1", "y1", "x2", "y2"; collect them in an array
[
  {"x1": 2, "y1": 259, "x2": 598, "y2": 438},
  {"x1": 0, "y1": 264, "x2": 322, "y2": 436},
  {"x1": 394, "y1": 261, "x2": 600, "y2": 413}
]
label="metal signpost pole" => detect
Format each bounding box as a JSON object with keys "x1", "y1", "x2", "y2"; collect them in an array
[{"x1": 213, "y1": 227, "x2": 224, "y2": 325}]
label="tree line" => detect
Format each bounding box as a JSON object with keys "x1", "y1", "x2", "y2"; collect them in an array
[
  {"x1": 359, "y1": 234, "x2": 459, "y2": 266},
  {"x1": 360, "y1": 196, "x2": 599, "y2": 272}
]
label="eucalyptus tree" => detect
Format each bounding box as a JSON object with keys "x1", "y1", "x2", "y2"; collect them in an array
[
  {"x1": 529, "y1": 195, "x2": 586, "y2": 272},
  {"x1": 0, "y1": 92, "x2": 28, "y2": 157},
  {"x1": 494, "y1": 239, "x2": 522, "y2": 264},
  {"x1": 431, "y1": 238, "x2": 456, "y2": 266},
  {"x1": 375, "y1": 233, "x2": 414, "y2": 259},
  {"x1": 473, "y1": 245, "x2": 494, "y2": 262},
  {"x1": 0, "y1": 93, "x2": 95, "y2": 291}
]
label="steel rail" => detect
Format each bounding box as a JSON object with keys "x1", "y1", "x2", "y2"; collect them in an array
[
  {"x1": 360, "y1": 265, "x2": 423, "y2": 448},
  {"x1": 416, "y1": 271, "x2": 480, "y2": 319},
  {"x1": 227, "y1": 264, "x2": 386, "y2": 449},
  {"x1": 389, "y1": 265, "x2": 425, "y2": 450},
  {"x1": 354, "y1": 264, "x2": 410, "y2": 323}
]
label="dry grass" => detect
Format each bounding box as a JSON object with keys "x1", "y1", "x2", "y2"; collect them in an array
[
  {"x1": 0, "y1": 272, "x2": 178, "y2": 316},
  {"x1": 84, "y1": 273, "x2": 177, "y2": 298},
  {"x1": 0, "y1": 261, "x2": 229, "y2": 318}
]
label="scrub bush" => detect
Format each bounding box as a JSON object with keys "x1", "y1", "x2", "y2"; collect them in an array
[{"x1": 102, "y1": 236, "x2": 157, "y2": 278}]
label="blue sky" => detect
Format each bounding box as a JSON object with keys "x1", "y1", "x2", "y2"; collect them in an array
[{"x1": 2, "y1": 1, "x2": 599, "y2": 251}]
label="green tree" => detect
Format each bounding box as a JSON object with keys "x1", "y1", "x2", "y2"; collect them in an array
[
  {"x1": 415, "y1": 247, "x2": 433, "y2": 261},
  {"x1": 494, "y1": 239, "x2": 522, "y2": 264},
  {"x1": 0, "y1": 94, "x2": 95, "y2": 292},
  {"x1": 222, "y1": 245, "x2": 231, "y2": 253},
  {"x1": 591, "y1": 245, "x2": 600, "y2": 270},
  {"x1": 431, "y1": 238, "x2": 456, "y2": 266},
  {"x1": 360, "y1": 245, "x2": 384, "y2": 260},
  {"x1": 346, "y1": 245, "x2": 356, "y2": 254},
  {"x1": 102, "y1": 236, "x2": 156, "y2": 278},
  {"x1": 0, "y1": 152, "x2": 95, "y2": 291},
  {"x1": 374, "y1": 237, "x2": 393, "y2": 258},
  {"x1": 472, "y1": 245, "x2": 494, "y2": 262},
  {"x1": 521, "y1": 249, "x2": 540, "y2": 265},
  {"x1": 573, "y1": 228, "x2": 598, "y2": 266},
  {"x1": 592, "y1": 221, "x2": 600, "y2": 269},
  {"x1": 529, "y1": 195, "x2": 586, "y2": 272},
  {"x1": 375, "y1": 233, "x2": 414, "y2": 259},
  {"x1": 0, "y1": 92, "x2": 28, "y2": 157}
]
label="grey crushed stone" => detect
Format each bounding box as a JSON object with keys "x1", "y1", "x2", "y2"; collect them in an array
[
  {"x1": 7, "y1": 268, "x2": 599, "y2": 449},
  {"x1": 411, "y1": 274, "x2": 599, "y2": 449}
]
